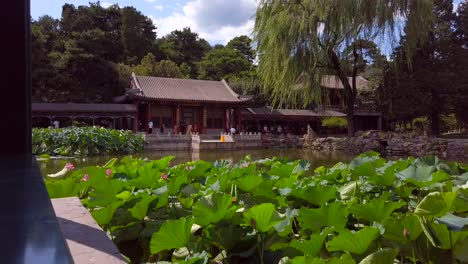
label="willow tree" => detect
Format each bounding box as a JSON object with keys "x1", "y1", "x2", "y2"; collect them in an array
[{"x1": 253, "y1": 0, "x2": 434, "y2": 136}]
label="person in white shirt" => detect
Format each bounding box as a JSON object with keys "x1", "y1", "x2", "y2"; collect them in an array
[
  {"x1": 52, "y1": 120, "x2": 59, "y2": 128},
  {"x1": 230, "y1": 127, "x2": 236, "y2": 135},
  {"x1": 277, "y1": 125, "x2": 283, "y2": 134},
  {"x1": 148, "y1": 121, "x2": 153, "y2": 134},
  {"x1": 186, "y1": 123, "x2": 193, "y2": 134}
]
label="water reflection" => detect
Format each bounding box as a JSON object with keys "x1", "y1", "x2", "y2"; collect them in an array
[{"x1": 38, "y1": 149, "x2": 355, "y2": 176}]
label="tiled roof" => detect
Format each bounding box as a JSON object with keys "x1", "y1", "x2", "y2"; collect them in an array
[
  {"x1": 32, "y1": 103, "x2": 137, "y2": 113},
  {"x1": 243, "y1": 107, "x2": 346, "y2": 118},
  {"x1": 321, "y1": 75, "x2": 369, "y2": 90},
  {"x1": 130, "y1": 74, "x2": 247, "y2": 103}
]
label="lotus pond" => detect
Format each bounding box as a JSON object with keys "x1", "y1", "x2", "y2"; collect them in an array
[{"x1": 45, "y1": 152, "x2": 468, "y2": 264}]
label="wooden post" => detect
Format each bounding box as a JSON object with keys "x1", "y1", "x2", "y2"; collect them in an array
[
  {"x1": 146, "y1": 103, "x2": 151, "y2": 132},
  {"x1": 176, "y1": 104, "x2": 180, "y2": 126},
  {"x1": 202, "y1": 106, "x2": 207, "y2": 134}
]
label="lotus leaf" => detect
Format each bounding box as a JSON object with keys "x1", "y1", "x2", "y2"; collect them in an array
[
  {"x1": 326, "y1": 226, "x2": 380, "y2": 254},
  {"x1": 150, "y1": 217, "x2": 194, "y2": 254}
]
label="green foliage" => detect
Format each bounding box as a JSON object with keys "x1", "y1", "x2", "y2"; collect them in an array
[
  {"x1": 133, "y1": 53, "x2": 184, "y2": 78},
  {"x1": 321, "y1": 117, "x2": 348, "y2": 128},
  {"x1": 198, "y1": 47, "x2": 252, "y2": 81},
  {"x1": 45, "y1": 153, "x2": 468, "y2": 263},
  {"x1": 32, "y1": 127, "x2": 144, "y2": 156},
  {"x1": 150, "y1": 218, "x2": 194, "y2": 254}
]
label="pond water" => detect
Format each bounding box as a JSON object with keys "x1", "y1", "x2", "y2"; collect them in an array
[{"x1": 38, "y1": 149, "x2": 355, "y2": 176}]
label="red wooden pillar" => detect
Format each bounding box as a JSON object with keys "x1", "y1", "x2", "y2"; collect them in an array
[
  {"x1": 202, "y1": 105, "x2": 207, "y2": 134},
  {"x1": 146, "y1": 103, "x2": 151, "y2": 132}
]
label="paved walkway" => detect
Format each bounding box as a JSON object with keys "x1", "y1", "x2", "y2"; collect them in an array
[{"x1": 51, "y1": 197, "x2": 127, "y2": 264}]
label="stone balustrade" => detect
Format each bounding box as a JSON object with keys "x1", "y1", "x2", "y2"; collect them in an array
[{"x1": 302, "y1": 130, "x2": 468, "y2": 160}]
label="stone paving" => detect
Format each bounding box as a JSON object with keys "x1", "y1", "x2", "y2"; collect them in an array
[{"x1": 51, "y1": 197, "x2": 127, "y2": 264}]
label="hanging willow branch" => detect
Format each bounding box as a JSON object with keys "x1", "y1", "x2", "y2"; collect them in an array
[{"x1": 253, "y1": 0, "x2": 434, "y2": 109}]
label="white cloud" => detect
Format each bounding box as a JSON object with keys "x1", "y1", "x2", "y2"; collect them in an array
[
  {"x1": 102, "y1": 2, "x2": 112, "y2": 8},
  {"x1": 145, "y1": 0, "x2": 157, "y2": 2},
  {"x1": 151, "y1": 0, "x2": 257, "y2": 44},
  {"x1": 154, "y1": 5, "x2": 164, "y2": 11}
]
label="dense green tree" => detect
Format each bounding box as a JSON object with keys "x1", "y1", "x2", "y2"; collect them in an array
[
  {"x1": 158, "y1": 27, "x2": 211, "y2": 78},
  {"x1": 198, "y1": 48, "x2": 252, "y2": 81},
  {"x1": 227, "y1": 35, "x2": 255, "y2": 62},
  {"x1": 121, "y1": 6, "x2": 157, "y2": 63},
  {"x1": 253, "y1": 0, "x2": 434, "y2": 136},
  {"x1": 388, "y1": 0, "x2": 464, "y2": 136},
  {"x1": 132, "y1": 53, "x2": 184, "y2": 78}
]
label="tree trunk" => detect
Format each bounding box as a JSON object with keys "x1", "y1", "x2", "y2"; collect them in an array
[
  {"x1": 346, "y1": 93, "x2": 355, "y2": 137},
  {"x1": 328, "y1": 49, "x2": 356, "y2": 137}
]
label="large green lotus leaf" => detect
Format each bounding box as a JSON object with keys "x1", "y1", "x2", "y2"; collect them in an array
[
  {"x1": 188, "y1": 160, "x2": 212, "y2": 179},
  {"x1": 133, "y1": 162, "x2": 160, "y2": 188},
  {"x1": 298, "y1": 202, "x2": 348, "y2": 232},
  {"x1": 193, "y1": 192, "x2": 237, "y2": 227},
  {"x1": 289, "y1": 254, "x2": 356, "y2": 264},
  {"x1": 167, "y1": 174, "x2": 189, "y2": 195},
  {"x1": 371, "y1": 159, "x2": 411, "y2": 186},
  {"x1": 178, "y1": 195, "x2": 194, "y2": 209},
  {"x1": 326, "y1": 226, "x2": 380, "y2": 254},
  {"x1": 88, "y1": 180, "x2": 127, "y2": 207},
  {"x1": 289, "y1": 230, "x2": 330, "y2": 257},
  {"x1": 252, "y1": 180, "x2": 278, "y2": 199},
  {"x1": 152, "y1": 156, "x2": 174, "y2": 171},
  {"x1": 435, "y1": 213, "x2": 468, "y2": 231},
  {"x1": 290, "y1": 185, "x2": 337, "y2": 206},
  {"x1": 396, "y1": 165, "x2": 448, "y2": 187},
  {"x1": 290, "y1": 256, "x2": 325, "y2": 264},
  {"x1": 350, "y1": 193, "x2": 406, "y2": 223},
  {"x1": 454, "y1": 187, "x2": 468, "y2": 213},
  {"x1": 243, "y1": 203, "x2": 284, "y2": 233},
  {"x1": 414, "y1": 156, "x2": 450, "y2": 171},
  {"x1": 269, "y1": 162, "x2": 295, "y2": 178},
  {"x1": 150, "y1": 218, "x2": 193, "y2": 254},
  {"x1": 359, "y1": 248, "x2": 399, "y2": 264},
  {"x1": 452, "y1": 172, "x2": 468, "y2": 186},
  {"x1": 46, "y1": 177, "x2": 82, "y2": 198},
  {"x1": 315, "y1": 165, "x2": 345, "y2": 182},
  {"x1": 235, "y1": 174, "x2": 263, "y2": 192},
  {"x1": 419, "y1": 218, "x2": 468, "y2": 249},
  {"x1": 274, "y1": 176, "x2": 298, "y2": 190},
  {"x1": 351, "y1": 158, "x2": 385, "y2": 179},
  {"x1": 208, "y1": 224, "x2": 243, "y2": 251},
  {"x1": 292, "y1": 160, "x2": 310, "y2": 175},
  {"x1": 383, "y1": 215, "x2": 422, "y2": 242},
  {"x1": 128, "y1": 194, "x2": 157, "y2": 220},
  {"x1": 153, "y1": 185, "x2": 169, "y2": 209},
  {"x1": 91, "y1": 200, "x2": 124, "y2": 226},
  {"x1": 454, "y1": 237, "x2": 468, "y2": 263},
  {"x1": 414, "y1": 192, "x2": 457, "y2": 217}
]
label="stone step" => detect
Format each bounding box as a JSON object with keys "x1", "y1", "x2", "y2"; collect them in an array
[{"x1": 51, "y1": 197, "x2": 127, "y2": 264}]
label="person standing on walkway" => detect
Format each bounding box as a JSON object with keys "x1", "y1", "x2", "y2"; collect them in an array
[{"x1": 148, "y1": 120, "x2": 153, "y2": 134}]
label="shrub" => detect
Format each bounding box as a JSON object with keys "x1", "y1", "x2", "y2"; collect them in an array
[
  {"x1": 321, "y1": 117, "x2": 348, "y2": 128},
  {"x1": 32, "y1": 126, "x2": 144, "y2": 156}
]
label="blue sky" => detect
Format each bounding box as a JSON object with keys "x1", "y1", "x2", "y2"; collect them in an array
[
  {"x1": 31, "y1": 0, "x2": 258, "y2": 45},
  {"x1": 31, "y1": 0, "x2": 464, "y2": 46}
]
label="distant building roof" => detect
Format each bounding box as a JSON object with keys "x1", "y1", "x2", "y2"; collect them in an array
[
  {"x1": 320, "y1": 75, "x2": 369, "y2": 90},
  {"x1": 32, "y1": 103, "x2": 137, "y2": 113},
  {"x1": 129, "y1": 73, "x2": 249, "y2": 104},
  {"x1": 242, "y1": 107, "x2": 346, "y2": 119}
]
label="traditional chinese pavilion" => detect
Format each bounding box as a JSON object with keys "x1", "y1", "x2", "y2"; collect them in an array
[{"x1": 127, "y1": 73, "x2": 250, "y2": 134}]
